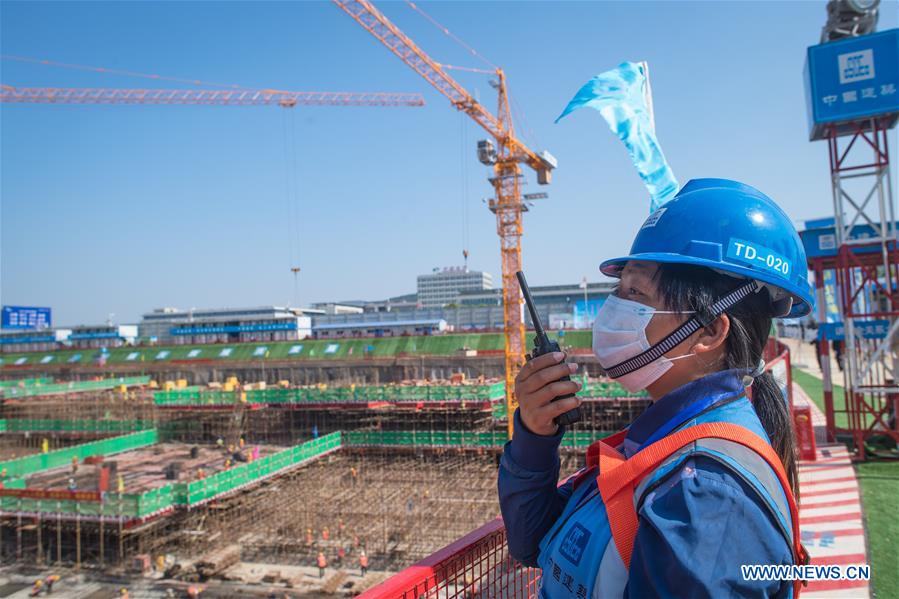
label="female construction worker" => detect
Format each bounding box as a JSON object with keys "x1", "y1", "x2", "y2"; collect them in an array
[{"x1": 499, "y1": 179, "x2": 811, "y2": 597}]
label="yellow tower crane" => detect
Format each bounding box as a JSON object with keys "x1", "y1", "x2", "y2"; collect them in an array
[{"x1": 334, "y1": 0, "x2": 557, "y2": 438}]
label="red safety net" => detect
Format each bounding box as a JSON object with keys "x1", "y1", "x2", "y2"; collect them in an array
[{"x1": 359, "y1": 517, "x2": 538, "y2": 598}]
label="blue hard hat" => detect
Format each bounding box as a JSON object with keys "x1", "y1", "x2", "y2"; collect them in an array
[{"x1": 600, "y1": 178, "x2": 815, "y2": 318}]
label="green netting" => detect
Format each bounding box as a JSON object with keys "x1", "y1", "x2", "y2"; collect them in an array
[
  {"x1": 0, "y1": 487, "x2": 172, "y2": 519},
  {"x1": 491, "y1": 402, "x2": 507, "y2": 420},
  {"x1": 0, "y1": 429, "x2": 158, "y2": 479},
  {"x1": 137, "y1": 485, "x2": 175, "y2": 516},
  {"x1": 152, "y1": 377, "x2": 642, "y2": 407},
  {"x1": 154, "y1": 382, "x2": 508, "y2": 407},
  {"x1": 0, "y1": 427, "x2": 615, "y2": 520},
  {"x1": 0, "y1": 331, "x2": 595, "y2": 367},
  {"x1": 2, "y1": 476, "x2": 26, "y2": 489},
  {"x1": 0, "y1": 432, "x2": 341, "y2": 518},
  {"x1": 0, "y1": 377, "x2": 53, "y2": 389},
  {"x1": 0, "y1": 376, "x2": 151, "y2": 398},
  {"x1": 0, "y1": 419, "x2": 5, "y2": 433},
  {"x1": 552, "y1": 330, "x2": 592, "y2": 349},
  {"x1": 154, "y1": 390, "x2": 238, "y2": 407},
  {"x1": 342, "y1": 429, "x2": 613, "y2": 448},
  {"x1": 1, "y1": 419, "x2": 152, "y2": 434},
  {"x1": 579, "y1": 380, "x2": 648, "y2": 399},
  {"x1": 173, "y1": 432, "x2": 341, "y2": 506}
]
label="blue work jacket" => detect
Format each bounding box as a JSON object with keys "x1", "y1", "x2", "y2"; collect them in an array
[{"x1": 498, "y1": 370, "x2": 794, "y2": 598}]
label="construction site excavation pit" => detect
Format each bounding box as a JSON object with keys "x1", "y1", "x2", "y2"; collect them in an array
[
  {"x1": 0, "y1": 372, "x2": 651, "y2": 595},
  {"x1": 1, "y1": 440, "x2": 581, "y2": 591}
]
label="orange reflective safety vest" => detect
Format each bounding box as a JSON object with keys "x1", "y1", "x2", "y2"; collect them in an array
[
  {"x1": 593, "y1": 423, "x2": 808, "y2": 595},
  {"x1": 538, "y1": 420, "x2": 809, "y2": 598}
]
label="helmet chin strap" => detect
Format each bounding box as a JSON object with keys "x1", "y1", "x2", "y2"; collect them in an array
[
  {"x1": 710, "y1": 269, "x2": 793, "y2": 317},
  {"x1": 604, "y1": 280, "x2": 760, "y2": 379}
]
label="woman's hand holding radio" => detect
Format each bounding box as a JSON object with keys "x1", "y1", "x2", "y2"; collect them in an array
[{"x1": 515, "y1": 351, "x2": 582, "y2": 436}]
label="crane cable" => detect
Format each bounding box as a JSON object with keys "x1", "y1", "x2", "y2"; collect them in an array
[
  {"x1": 281, "y1": 108, "x2": 303, "y2": 307},
  {"x1": 460, "y1": 112, "x2": 470, "y2": 268},
  {"x1": 403, "y1": 2, "x2": 497, "y2": 71},
  {"x1": 1, "y1": 54, "x2": 249, "y2": 89},
  {"x1": 405, "y1": 0, "x2": 494, "y2": 269},
  {"x1": 400, "y1": 2, "x2": 541, "y2": 151},
  {"x1": 281, "y1": 110, "x2": 294, "y2": 268},
  {"x1": 510, "y1": 95, "x2": 541, "y2": 156}
]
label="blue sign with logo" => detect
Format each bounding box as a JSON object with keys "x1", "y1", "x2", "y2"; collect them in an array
[
  {"x1": 799, "y1": 217, "x2": 899, "y2": 259},
  {"x1": 171, "y1": 321, "x2": 296, "y2": 336},
  {"x1": 819, "y1": 319, "x2": 891, "y2": 341},
  {"x1": 2, "y1": 306, "x2": 51, "y2": 330},
  {"x1": 804, "y1": 29, "x2": 899, "y2": 140},
  {"x1": 0, "y1": 334, "x2": 55, "y2": 345},
  {"x1": 822, "y1": 269, "x2": 841, "y2": 324},
  {"x1": 69, "y1": 332, "x2": 120, "y2": 340},
  {"x1": 558, "y1": 523, "x2": 591, "y2": 566}
]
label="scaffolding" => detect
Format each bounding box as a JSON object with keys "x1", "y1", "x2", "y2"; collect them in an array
[
  {"x1": 0, "y1": 372, "x2": 650, "y2": 582},
  {"x1": 0, "y1": 432, "x2": 341, "y2": 567},
  {"x1": 153, "y1": 379, "x2": 643, "y2": 408},
  {"x1": 808, "y1": 116, "x2": 899, "y2": 455},
  {"x1": 228, "y1": 449, "x2": 583, "y2": 569},
  {"x1": 2, "y1": 389, "x2": 157, "y2": 437},
  {"x1": 154, "y1": 380, "x2": 507, "y2": 407}
]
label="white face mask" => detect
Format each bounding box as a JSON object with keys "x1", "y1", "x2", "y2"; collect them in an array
[{"x1": 592, "y1": 295, "x2": 696, "y2": 392}]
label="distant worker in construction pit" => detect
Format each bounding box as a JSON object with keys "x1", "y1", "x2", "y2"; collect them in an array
[
  {"x1": 317, "y1": 551, "x2": 328, "y2": 578},
  {"x1": 359, "y1": 550, "x2": 369, "y2": 577},
  {"x1": 44, "y1": 574, "x2": 59, "y2": 594},
  {"x1": 499, "y1": 179, "x2": 812, "y2": 597}
]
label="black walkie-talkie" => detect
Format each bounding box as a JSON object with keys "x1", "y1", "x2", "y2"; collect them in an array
[{"x1": 516, "y1": 270, "x2": 582, "y2": 426}]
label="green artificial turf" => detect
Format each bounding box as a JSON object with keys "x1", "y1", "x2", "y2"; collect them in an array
[
  {"x1": 791, "y1": 367, "x2": 848, "y2": 430},
  {"x1": 791, "y1": 367, "x2": 899, "y2": 597},
  {"x1": 854, "y1": 461, "x2": 899, "y2": 598}
]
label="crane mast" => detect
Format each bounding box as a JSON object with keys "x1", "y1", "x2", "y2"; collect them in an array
[
  {"x1": 333, "y1": 0, "x2": 556, "y2": 438},
  {"x1": 491, "y1": 70, "x2": 527, "y2": 441}
]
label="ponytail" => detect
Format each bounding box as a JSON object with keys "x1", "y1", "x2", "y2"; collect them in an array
[
  {"x1": 751, "y1": 371, "x2": 799, "y2": 499},
  {"x1": 655, "y1": 264, "x2": 799, "y2": 499}
]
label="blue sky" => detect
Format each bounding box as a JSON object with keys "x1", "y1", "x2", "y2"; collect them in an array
[{"x1": 2, "y1": 1, "x2": 898, "y2": 326}]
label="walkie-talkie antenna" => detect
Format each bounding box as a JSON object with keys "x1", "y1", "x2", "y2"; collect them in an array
[
  {"x1": 515, "y1": 269, "x2": 582, "y2": 426},
  {"x1": 516, "y1": 271, "x2": 545, "y2": 339}
]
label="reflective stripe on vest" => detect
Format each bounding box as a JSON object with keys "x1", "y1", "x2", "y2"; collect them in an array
[{"x1": 537, "y1": 402, "x2": 805, "y2": 598}]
